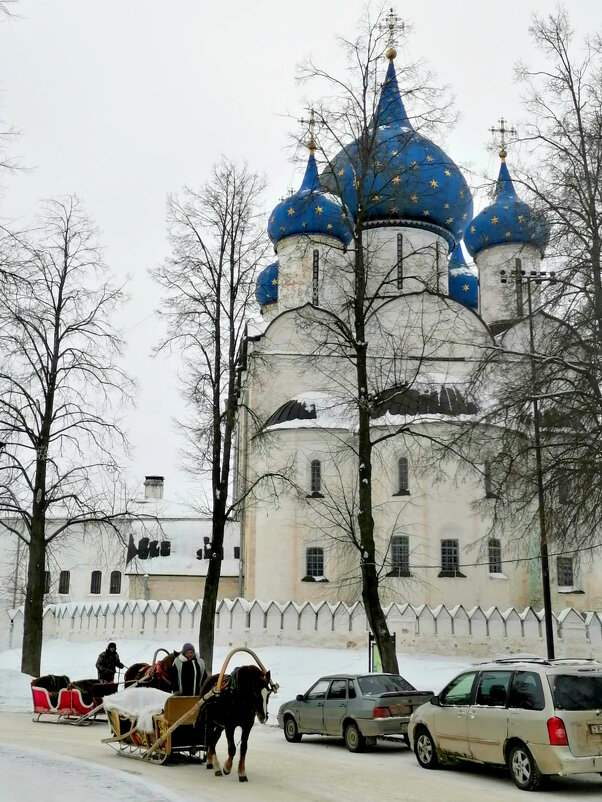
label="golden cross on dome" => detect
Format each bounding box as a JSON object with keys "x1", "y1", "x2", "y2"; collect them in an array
[
  {"x1": 489, "y1": 117, "x2": 516, "y2": 161},
  {"x1": 379, "y1": 7, "x2": 405, "y2": 60},
  {"x1": 299, "y1": 107, "x2": 317, "y2": 152}
]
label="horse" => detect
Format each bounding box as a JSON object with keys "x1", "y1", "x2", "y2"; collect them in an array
[
  {"x1": 124, "y1": 648, "x2": 177, "y2": 692},
  {"x1": 199, "y1": 665, "x2": 276, "y2": 783}
]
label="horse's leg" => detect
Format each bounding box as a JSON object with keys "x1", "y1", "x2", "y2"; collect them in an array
[
  {"x1": 237, "y1": 720, "x2": 252, "y2": 782},
  {"x1": 208, "y1": 725, "x2": 224, "y2": 776},
  {"x1": 223, "y1": 724, "x2": 236, "y2": 775}
]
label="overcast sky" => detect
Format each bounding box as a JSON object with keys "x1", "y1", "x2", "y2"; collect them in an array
[{"x1": 0, "y1": 0, "x2": 599, "y2": 502}]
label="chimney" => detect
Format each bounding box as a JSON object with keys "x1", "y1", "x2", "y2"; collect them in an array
[{"x1": 144, "y1": 475, "x2": 164, "y2": 500}]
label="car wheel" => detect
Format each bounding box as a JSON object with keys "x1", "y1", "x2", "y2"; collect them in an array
[
  {"x1": 344, "y1": 721, "x2": 366, "y2": 753},
  {"x1": 414, "y1": 728, "x2": 439, "y2": 769},
  {"x1": 283, "y1": 715, "x2": 302, "y2": 743},
  {"x1": 508, "y1": 743, "x2": 543, "y2": 791}
]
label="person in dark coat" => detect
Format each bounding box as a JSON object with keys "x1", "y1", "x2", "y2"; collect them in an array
[
  {"x1": 169, "y1": 642, "x2": 206, "y2": 696},
  {"x1": 96, "y1": 642, "x2": 125, "y2": 682}
]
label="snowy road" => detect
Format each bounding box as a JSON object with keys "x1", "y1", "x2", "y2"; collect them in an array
[{"x1": 0, "y1": 713, "x2": 601, "y2": 801}]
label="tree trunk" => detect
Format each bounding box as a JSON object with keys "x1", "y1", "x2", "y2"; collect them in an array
[
  {"x1": 199, "y1": 515, "x2": 226, "y2": 675},
  {"x1": 21, "y1": 509, "x2": 45, "y2": 676}
]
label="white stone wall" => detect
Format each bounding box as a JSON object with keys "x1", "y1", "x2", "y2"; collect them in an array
[{"x1": 3, "y1": 597, "x2": 601, "y2": 659}]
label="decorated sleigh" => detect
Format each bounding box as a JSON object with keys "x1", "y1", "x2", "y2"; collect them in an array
[{"x1": 31, "y1": 675, "x2": 117, "y2": 724}]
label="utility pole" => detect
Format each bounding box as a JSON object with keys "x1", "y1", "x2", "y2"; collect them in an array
[{"x1": 501, "y1": 266, "x2": 556, "y2": 659}]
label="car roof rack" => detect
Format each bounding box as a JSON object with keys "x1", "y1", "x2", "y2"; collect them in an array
[{"x1": 488, "y1": 656, "x2": 599, "y2": 667}]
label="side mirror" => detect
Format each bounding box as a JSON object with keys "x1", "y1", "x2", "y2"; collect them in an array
[
  {"x1": 429, "y1": 695, "x2": 440, "y2": 706},
  {"x1": 296, "y1": 694, "x2": 304, "y2": 702}
]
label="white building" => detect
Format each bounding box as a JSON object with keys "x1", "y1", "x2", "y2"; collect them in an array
[{"x1": 237, "y1": 52, "x2": 601, "y2": 614}]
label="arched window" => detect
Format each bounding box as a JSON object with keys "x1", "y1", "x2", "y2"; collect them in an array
[
  {"x1": 515, "y1": 258, "x2": 524, "y2": 316},
  {"x1": 306, "y1": 547, "x2": 324, "y2": 578},
  {"x1": 58, "y1": 570, "x2": 70, "y2": 594},
  {"x1": 556, "y1": 557, "x2": 574, "y2": 588},
  {"x1": 310, "y1": 460, "x2": 322, "y2": 495},
  {"x1": 109, "y1": 570, "x2": 122, "y2": 594},
  {"x1": 44, "y1": 571, "x2": 51, "y2": 595},
  {"x1": 395, "y1": 457, "x2": 409, "y2": 494},
  {"x1": 90, "y1": 570, "x2": 102, "y2": 594},
  {"x1": 312, "y1": 249, "x2": 320, "y2": 305},
  {"x1": 484, "y1": 461, "x2": 495, "y2": 498},
  {"x1": 389, "y1": 536, "x2": 410, "y2": 576},
  {"x1": 558, "y1": 471, "x2": 571, "y2": 505},
  {"x1": 396, "y1": 233, "x2": 404, "y2": 290},
  {"x1": 488, "y1": 539, "x2": 502, "y2": 574}
]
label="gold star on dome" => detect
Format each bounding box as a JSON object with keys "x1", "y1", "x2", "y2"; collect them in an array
[
  {"x1": 444, "y1": 169, "x2": 451, "y2": 176},
  {"x1": 392, "y1": 150, "x2": 398, "y2": 156},
  {"x1": 327, "y1": 223, "x2": 333, "y2": 230},
  {"x1": 491, "y1": 215, "x2": 499, "y2": 224},
  {"x1": 459, "y1": 189, "x2": 464, "y2": 198},
  {"x1": 444, "y1": 202, "x2": 450, "y2": 209},
  {"x1": 272, "y1": 278, "x2": 278, "y2": 285},
  {"x1": 462, "y1": 284, "x2": 469, "y2": 291},
  {"x1": 338, "y1": 168, "x2": 345, "y2": 176},
  {"x1": 426, "y1": 155, "x2": 434, "y2": 162},
  {"x1": 503, "y1": 205, "x2": 509, "y2": 210},
  {"x1": 270, "y1": 215, "x2": 275, "y2": 223},
  {"x1": 505, "y1": 230, "x2": 511, "y2": 239},
  {"x1": 392, "y1": 175, "x2": 400, "y2": 184},
  {"x1": 423, "y1": 209, "x2": 430, "y2": 216},
  {"x1": 411, "y1": 193, "x2": 418, "y2": 203},
  {"x1": 372, "y1": 195, "x2": 380, "y2": 202},
  {"x1": 316, "y1": 206, "x2": 323, "y2": 214},
  {"x1": 518, "y1": 214, "x2": 525, "y2": 223},
  {"x1": 430, "y1": 179, "x2": 438, "y2": 188},
  {"x1": 411, "y1": 161, "x2": 419, "y2": 170},
  {"x1": 280, "y1": 226, "x2": 286, "y2": 232},
  {"x1": 302, "y1": 222, "x2": 307, "y2": 228},
  {"x1": 470, "y1": 225, "x2": 476, "y2": 233},
  {"x1": 462, "y1": 212, "x2": 467, "y2": 220},
  {"x1": 390, "y1": 205, "x2": 399, "y2": 214},
  {"x1": 288, "y1": 207, "x2": 295, "y2": 216},
  {"x1": 446, "y1": 217, "x2": 454, "y2": 224}
]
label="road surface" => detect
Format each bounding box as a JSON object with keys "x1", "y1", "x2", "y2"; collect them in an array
[{"x1": 0, "y1": 712, "x2": 600, "y2": 801}]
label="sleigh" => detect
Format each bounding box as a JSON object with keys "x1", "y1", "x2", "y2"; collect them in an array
[{"x1": 31, "y1": 676, "x2": 117, "y2": 724}]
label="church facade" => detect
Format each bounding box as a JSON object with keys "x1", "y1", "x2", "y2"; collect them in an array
[{"x1": 236, "y1": 51, "x2": 601, "y2": 614}]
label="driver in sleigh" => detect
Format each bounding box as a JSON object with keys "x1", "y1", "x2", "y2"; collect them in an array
[
  {"x1": 169, "y1": 642, "x2": 207, "y2": 696},
  {"x1": 96, "y1": 641, "x2": 126, "y2": 683}
]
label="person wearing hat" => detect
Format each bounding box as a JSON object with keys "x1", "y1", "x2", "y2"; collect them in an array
[
  {"x1": 169, "y1": 642, "x2": 206, "y2": 696},
  {"x1": 96, "y1": 642, "x2": 125, "y2": 683}
]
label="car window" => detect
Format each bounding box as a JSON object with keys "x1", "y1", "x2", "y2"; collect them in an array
[
  {"x1": 508, "y1": 671, "x2": 545, "y2": 711},
  {"x1": 549, "y1": 673, "x2": 602, "y2": 711},
  {"x1": 348, "y1": 680, "x2": 357, "y2": 699},
  {"x1": 440, "y1": 672, "x2": 477, "y2": 706},
  {"x1": 327, "y1": 680, "x2": 347, "y2": 700},
  {"x1": 357, "y1": 674, "x2": 416, "y2": 695},
  {"x1": 306, "y1": 679, "x2": 330, "y2": 700},
  {"x1": 475, "y1": 671, "x2": 512, "y2": 707}
]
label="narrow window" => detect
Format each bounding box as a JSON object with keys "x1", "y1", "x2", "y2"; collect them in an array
[
  {"x1": 90, "y1": 570, "x2": 102, "y2": 594},
  {"x1": 44, "y1": 571, "x2": 50, "y2": 594},
  {"x1": 556, "y1": 556, "x2": 574, "y2": 588},
  {"x1": 488, "y1": 539, "x2": 502, "y2": 574},
  {"x1": 484, "y1": 461, "x2": 495, "y2": 498},
  {"x1": 109, "y1": 570, "x2": 122, "y2": 594},
  {"x1": 312, "y1": 249, "x2": 319, "y2": 305},
  {"x1": 440, "y1": 539, "x2": 464, "y2": 577},
  {"x1": 390, "y1": 536, "x2": 410, "y2": 576},
  {"x1": 310, "y1": 459, "x2": 322, "y2": 495},
  {"x1": 233, "y1": 546, "x2": 240, "y2": 559},
  {"x1": 396, "y1": 233, "x2": 404, "y2": 290},
  {"x1": 396, "y1": 457, "x2": 410, "y2": 494},
  {"x1": 435, "y1": 240, "x2": 441, "y2": 292},
  {"x1": 58, "y1": 570, "x2": 70, "y2": 594},
  {"x1": 558, "y1": 471, "x2": 571, "y2": 505},
  {"x1": 515, "y1": 258, "x2": 524, "y2": 316},
  {"x1": 306, "y1": 547, "x2": 324, "y2": 578}
]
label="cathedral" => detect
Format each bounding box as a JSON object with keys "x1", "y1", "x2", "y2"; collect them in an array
[{"x1": 235, "y1": 45, "x2": 601, "y2": 614}]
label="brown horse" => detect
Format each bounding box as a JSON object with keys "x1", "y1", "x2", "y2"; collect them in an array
[
  {"x1": 124, "y1": 648, "x2": 177, "y2": 692},
  {"x1": 199, "y1": 665, "x2": 276, "y2": 782}
]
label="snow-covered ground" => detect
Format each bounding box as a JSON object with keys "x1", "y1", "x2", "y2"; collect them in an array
[{"x1": 0, "y1": 638, "x2": 474, "y2": 801}]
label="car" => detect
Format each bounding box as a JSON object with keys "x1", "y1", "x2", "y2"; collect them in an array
[
  {"x1": 277, "y1": 672, "x2": 433, "y2": 752},
  {"x1": 408, "y1": 657, "x2": 602, "y2": 791}
]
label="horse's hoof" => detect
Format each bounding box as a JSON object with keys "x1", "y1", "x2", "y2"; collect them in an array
[
  {"x1": 206, "y1": 763, "x2": 213, "y2": 770},
  {"x1": 215, "y1": 770, "x2": 223, "y2": 777},
  {"x1": 223, "y1": 768, "x2": 230, "y2": 775},
  {"x1": 239, "y1": 776, "x2": 248, "y2": 783}
]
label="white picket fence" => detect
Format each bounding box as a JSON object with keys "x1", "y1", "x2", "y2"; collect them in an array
[{"x1": 3, "y1": 598, "x2": 602, "y2": 658}]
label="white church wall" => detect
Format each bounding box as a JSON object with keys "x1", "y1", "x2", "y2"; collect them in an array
[
  {"x1": 3, "y1": 598, "x2": 601, "y2": 660},
  {"x1": 476, "y1": 242, "x2": 541, "y2": 328}
]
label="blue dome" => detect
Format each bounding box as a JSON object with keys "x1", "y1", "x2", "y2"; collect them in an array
[
  {"x1": 464, "y1": 159, "x2": 548, "y2": 258},
  {"x1": 268, "y1": 152, "x2": 351, "y2": 248},
  {"x1": 255, "y1": 261, "x2": 279, "y2": 307},
  {"x1": 325, "y1": 59, "x2": 473, "y2": 248},
  {"x1": 448, "y1": 243, "x2": 478, "y2": 310}
]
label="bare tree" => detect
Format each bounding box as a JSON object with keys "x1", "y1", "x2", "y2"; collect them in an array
[
  {"x1": 153, "y1": 159, "x2": 272, "y2": 673},
  {"x1": 0, "y1": 196, "x2": 133, "y2": 675}
]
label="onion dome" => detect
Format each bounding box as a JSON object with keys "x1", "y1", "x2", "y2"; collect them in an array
[
  {"x1": 267, "y1": 147, "x2": 351, "y2": 249},
  {"x1": 448, "y1": 243, "x2": 478, "y2": 310},
  {"x1": 324, "y1": 55, "x2": 473, "y2": 248},
  {"x1": 464, "y1": 155, "x2": 548, "y2": 258},
  {"x1": 255, "y1": 261, "x2": 279, "y2": 307}
]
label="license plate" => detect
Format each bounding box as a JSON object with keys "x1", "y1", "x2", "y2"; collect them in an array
[{"x1": 590, "y1": 724, "x2": 602, "y2": 735}]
